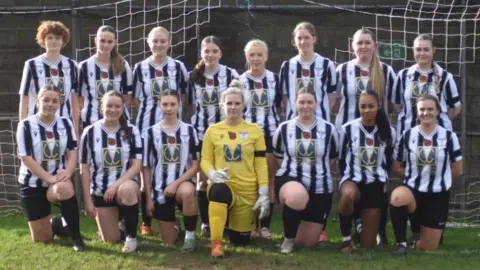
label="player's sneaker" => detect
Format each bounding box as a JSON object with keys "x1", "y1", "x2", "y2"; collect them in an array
[
  {"x1": 260, "y1": 227, "x2": 272, "y2": 239},
  {"x1": 339, "y1": 240, "x2": 353, "y2": 255},
  {"x1": 182, "y1": 238, "x2": 196, "y2": 253},
  {"x1": 211, "y1": 241, "x2": 224, "y2": 257},
  {"x1": 72, "y1": 236, "x2": 85, "y2": 252},
  {"x1": 250, "y1": 229, "x2": 260, "y2": 239},
  {"x1": 319, "y1": 230, "x2": 328, "y2": 243},
  {"x1": 140, "y1": 225, "x2": 154, "y2": 236},
  {"x1": 377, "y1": 233, "x2": 389, "y2": 248},
  {"x1": 200, "y1": 224, "x2": 210, "y2": 238},
  {"x1": 393, "y1": 243, "x2": 408, "y2": 255},
  {"x1": 122, "y1": 236, "x2": 138, "y2": 253},
  {"x1": 408, "y1": 232, "x2": 420, "y2": 247},
  {"x1": 280, "y1": 238, "x2": 295, "y2": 254},
  {"x1": 50, "y1": 215, "x2": 70, "y2": 237}
]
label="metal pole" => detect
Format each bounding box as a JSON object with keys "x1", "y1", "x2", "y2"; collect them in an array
[{"x1": 459, "y1": 0, "x2": 467, "y2": 216}]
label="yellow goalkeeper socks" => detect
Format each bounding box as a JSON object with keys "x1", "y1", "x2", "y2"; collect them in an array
[{"x1": 209, "y1": 201, "x2": 228, "y2": 242}]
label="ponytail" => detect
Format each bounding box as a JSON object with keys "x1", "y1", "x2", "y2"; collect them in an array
[
  {"x1": 360, "y1": 90, "x2": 392, "y2": 145},
  {"x1": 369, "y1": 52, "x2": 386, "y2": 102},
  {"x1": 119, "y1": 113, "x2": 131, "y2": 141},
  {"x1": 190, "y1": 59, "x2": 206, "y2": 85},
  {"x1": 110, "y1": 48, "x2": 125, "y2": 77}
]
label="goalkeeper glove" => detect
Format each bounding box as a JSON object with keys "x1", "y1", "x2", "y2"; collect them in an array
[{"x1": 253, "y1": 186, "x2": 270, "y2": 220}]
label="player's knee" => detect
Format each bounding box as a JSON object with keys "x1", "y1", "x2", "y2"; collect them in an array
[
  {"x1": 53, "y1": 182, "x2": 74, "y2": 201},
  {"x1": 208, "y1": 183, "x2": 233, "y2": 205},
  {"x1": 118, "y1": 182, "x2": 139, "y2": 206},
  {"x1": 177, "y1": 183, "x2": 195, "y2": 202},
  {"x1": 390, "y1": 188, "x2": 409, "y2": 207},
  {"x1": 281, "y1": 182, "x2": 308, "y2": 210},
  {"x1": 228, "y1": 230, "x2": 250, "y2": 246}
]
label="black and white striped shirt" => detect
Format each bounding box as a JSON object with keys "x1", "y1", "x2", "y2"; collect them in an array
[
  {"x1": 143, "y1": 121, "x2": 199, "y2": 204},
  {"x1": 394, "y1": 125, "x2": 462, "y2": 193},
  {"x1": 239, "y1": 70, "x2": 281, "y2": 138},
  {"x1": 79, "y1": 120, "x2": 142, "y2": 196},
  {"x1": 335, "y1": 60, "x2": 396, "y2": 129},
  {"x1": 188, "y1": 65, "x2": 239, "y2": 140},
  {"x1": 339, "y1": 118, "x2": 396, "y2": 185},
  {"x1": 19, "y1": 55, "x2": 78, "y2": 118},
  {"x1": 17, "y1": 115, "x2": 77, "y2": 188},
  {"x1": 132, "y1": 56, "x2": 188, "y2": 133},
  {"x1": 279, "y1": 54, "x2": 337, "y2": 121},
  {"x1": 390, "y1": 63, "x2": 461, "y2": 138},
  {"x1": 78, "y1": 56, "x2": 133, "y2": 126},
  {"x1": 273, "y1": 117, "x2": 338, "y2": 194}
]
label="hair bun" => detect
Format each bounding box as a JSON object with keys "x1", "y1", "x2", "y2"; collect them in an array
[{"x1": 229, "y1": 79, "x2": 243, "y2": 89}]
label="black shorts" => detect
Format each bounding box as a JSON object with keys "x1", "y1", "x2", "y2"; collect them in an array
[
  {"x1": 198, "y1": 140, "x2": 203, "y2": 157},
  {"x1": 275, "y1": 176, "x2": 332, "y2": 224},
  {"x1": 91, "y1": 194, "x2": 118, "y2": 208},
  {"x1": 410, "y1": 187, "x2": 449, "y2": 229},
  {"x1": 348, "y1": 181, "x2": 385, "y2": 210},
  {"x1": 264, "y1": 135, "x2": 273, "y2": 153},
  {"x1": 20, "y1": 186, "x2": 51, "y2": 222}
]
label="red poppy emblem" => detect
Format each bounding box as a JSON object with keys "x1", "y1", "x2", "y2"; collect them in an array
[
  {"x1": 228, "y1": 131, "x2": 236, "y2": 140},
  {"x1": 303, "y1": 131, "x2": 311, "y2": 139},
  {"x1": 361, "y1": 70, "x2": 369, "y2": 77},
  {"x1": 155, "y1": 70, "x2": 163, "y2": 77},
  {"x1": 419, "y1": 75, "x2": 427, "y2": 82},
  {"x1": 50, "y1": 68, "x2": 59, "y2": 76},
  {"x1": 207, "y1": 79, "x2": 214, "y2": 86},
  {"x1": 46, "y1": 131, "x2": 54, "y2": 139},
  {"x1": 366, "y1": 138, "x2": 374, "y2": 146},
  {"x1": 167, "y1": 136, "x2": 176, "y2": 144},
  {"x1": 255, "y1": 82, "x2": 263, "y2": 89},
  {"x1": 302, "y1": 69, "x2": 310, "y2": 77},
  {"x1": 424, "y1": 139, "x2": 432, "y2": 146},
  {"x1": 101, "y1": 71, "x2": 109, "y2": 79},
  {"x1": 107, "y1": 138, "x2": 116, "y2": 145}
]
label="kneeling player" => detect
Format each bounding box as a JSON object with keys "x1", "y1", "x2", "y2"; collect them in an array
[
  {"x1": 201, "y1": 81, "x2": 270, "y2": 257},
  {"x1": 143, "y1": 91, "x2": 199, "y2": 252},
  {"x1": 272, "y1": 88, "x2": 338, "y2": 254},
  {"x1": 337, "y1": 90, "x2": 395, "y2": 254},
  {"x1": 17, "y1": 84, "x2": 84, "y2": 251},
  {"x1": 80, "y1": 91, "x2": 142, "y2": 252}
]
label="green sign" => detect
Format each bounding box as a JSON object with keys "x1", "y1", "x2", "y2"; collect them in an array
[{"x1": 378, "y1": 40, "x2": 406, "y2": 60}]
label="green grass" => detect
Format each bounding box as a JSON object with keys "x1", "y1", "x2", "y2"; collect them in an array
[{"x1": 1, "y1": 212, "x2": 480, "y2": 270}]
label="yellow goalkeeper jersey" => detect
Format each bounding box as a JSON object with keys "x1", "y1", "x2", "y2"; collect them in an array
[{"x1": 201, "y1": 120, "x2": 268, "y2": 200}]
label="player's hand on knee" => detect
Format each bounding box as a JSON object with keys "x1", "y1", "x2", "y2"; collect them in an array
[
  {"x1": 207, "y1": 168, "x2": 229, "y2": 184},
  {"x1": 253, "y1": 186, "x2": 270, "y2": 219},
  {"x1": 84, "y1": 201, "x2": 97, "y2": 218}
]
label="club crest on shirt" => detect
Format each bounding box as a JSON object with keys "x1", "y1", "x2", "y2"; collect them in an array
[
  {"x1": 239, "y1": 132, "x2": 248, "y2": 140},
  {"x1": 355, "y1": 77, "x2": 369, "y2": 97},
  {"x1": 102, "y1": 148, "x2": 123, "y2": 168},
  {"x1": 96, "y1": 80, "x2": 114, "y2": 100},
  {"x1": 296, "y1": 138, "x2": 316, "y2": 159},
  {"x1": 224, "y1": 144, "x2": 242, "y2": 162},
  {"x1": 295, "y1": 78, "x2": 315, "y2": 92},
  {"x1": 57, "y1": 128, "x2": 67, "y2": 136},
  {"x1": 359, "y1": 147, "x2": 379, "y2": 168},
  {"x1": 162, "y1": 143, "x2": 181, "y2": 164},
  {"x1": 201, "y1": 87, "x2": 219, "y2": 106},
  {"x1": 250, "y1": 88, "x2": 269, "y2": 108},
  {"x1": 46, "y1": 77, "x2": 66, "y2": 104},
  {"x1": 42, "y1": 140, "x2": 60, "y2": 160},
  {"x1": 180, "y1": 134, "x2": 190, "y2": 143},
  {"x1": 417, "y1": 146, "x2": 437, "y2": 166},
  {"x1": 151, "y1": 77, "x2": 171, "y2": 99}
]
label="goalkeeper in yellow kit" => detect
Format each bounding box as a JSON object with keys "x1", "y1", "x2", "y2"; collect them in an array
[{"x1": 201, "y1": 80, "x2": 270, "y2": 257}]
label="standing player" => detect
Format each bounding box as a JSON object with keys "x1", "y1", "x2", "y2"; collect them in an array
[
  {"x1": 19, "y1": 20, "x2": 80, "y2": 138},
  {"x1": 80, "y1": 91, "x2": 142, "y2": 253},
  {"x1": 335, "y1": 28, "x2": 396, "y2": 246},
  {"x1": 390, "y1": 34, "x2": 462, "y2": 244},
  {"x1": 143, "y1": 91, "x2": 199, "y2": 252},
  {"x1": 78, "y1": 25, "x2": 133, "y2": 128},
  {"x1": 188, "y1": 36, "x2": 239, "y2": 237},
  {"x1": 273, "y1": 88, "x2": 338, "y2": 254},
  {"x1": 389, "y1": 95, "x2": 463, "y2": 254},
  {"x1": 280, "y1": 21, "x2": 337, "y2": 122},
  {"x1": 238, "y1": 39, "x2": 281, "y2": 238},
  {"x1": 201, "y1": 80, "x2": 270, "y2": 257},
  {"x1": 337, "y1": 90, "x2": 395, "y2": 254},
  {"x1": 16, "y1": 84, "x2": 84, "y2": 251},
  {"x1": 131, "y1": 26, "x2": 189, "y2": 236}
]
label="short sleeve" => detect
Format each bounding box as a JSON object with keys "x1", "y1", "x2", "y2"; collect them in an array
[
  {"x1": 79, "y1": 127, "x2": 91, "y2": 164},
  {"x1": 447, "y1": 131, "x2": 462, "y2": 163},
  {"x1": 443, "y1": 74, "x2": 461, "y2": 109},
  {"x1": 189, "y1": 127, "x2": 200, "y2": 161},
  {"x1": 19, "y1": 61, "x2": 33, "y2": 96},
  {"x1": 391, "y1": 70, "x2": 404, "y2": 105},
  {"x1": 279, "y1": 61, "x2": 288, "y2": 96},
  {"x1": 16, "y1": 120, "x2": 31, "y2": 157},
  {"x1": 272, "y1": 123, "x2": 285, "y2": 159},
  {"x1": 121, "y1": 61, "x2": 134, "y2": 95},
  {"x1": 326, "y1": 60, "x2": 337, "y2": 94},
  {"x1": 393, "y1": 131, "x2": 407, "y2": 162},
  {"x1": 329, "y1": 125, "x2": 339, "y2": 159},
  {"x1": 131, "y1": 126, "x2": 143, "y2": 160},
  {"x1": 62, "y1": 118, "x2": 77, "y2": 151},
  {"x1": 179, "y1": 62, "x2": 189, "y2": 94}
]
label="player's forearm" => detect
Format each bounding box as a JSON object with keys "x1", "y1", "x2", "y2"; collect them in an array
[
  {"x1": 448, "y1": 107, "x2": 461, "y2": 120},
  {"x1": 142, "y1": 167, "x2": 152, "y2": 198},
  {"x1": 21, "y1": 156, "x2": 51, "y2": 182},
  {"x1": 80, "y1": 164, "x2": 92, "y2": 204},
  {"x1": 71, "y1": 94, "x2": 80, "y2": 139},
  {"x1": 452, "y1": 160, "x2": 463, "y2": 178},
  {"x1": 19, "y1": 96, "x2": 29, "y2": 120}
]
